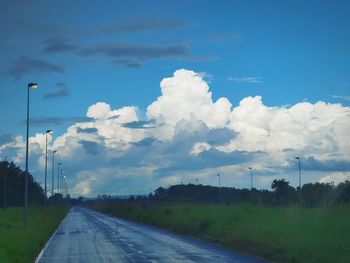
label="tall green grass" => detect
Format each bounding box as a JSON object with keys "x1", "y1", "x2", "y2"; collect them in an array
[
  {"x1": 92, "y1": 203, "x2": 350, "y2": 263},
  {"x1": 0, "y1": 206, "x2": 68, "y2": 263}
]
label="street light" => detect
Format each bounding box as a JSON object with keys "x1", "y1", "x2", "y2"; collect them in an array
[
  {"x1": 57, "y1": 162, "x2": 61, "y2": 194},
  {"x1": 3, "y1": 157, "x2": 7, "y2": 211},
  {"x1": 60, "y1": 169, "x2": 64, "y2": 194},
  {"x1": 217, "y1": 174, "x2": 221, "y2": 204},
  {"x1": 248, "y1": 167, "x2": 253, "y2": 202},
  {"x1": 63, "y1": 175, "x2": 68, "y2": 197},
  {"x1": 24, "y1": 82, "x2": 38, "y2": 229},
  {"x1": 52, "y1": 150, "x2": 57, "y2": 196},
  {"x1": 295, "y1": 157, "x2": 302, "y2": 206},
  {"x1": 44, "y1": 130, "x2": 53, "y2": 205}
]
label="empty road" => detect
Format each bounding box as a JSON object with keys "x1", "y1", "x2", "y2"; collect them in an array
[{"x1": 36, "y1": 207, "x2": 265, "y2": 263}]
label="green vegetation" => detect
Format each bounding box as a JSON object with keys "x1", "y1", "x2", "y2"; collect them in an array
[
  {"x1": 0, "y1": 206, "x2": 68, "y2": 263},
  {"x1": 91, "y1": 202, "x2": 350, "y2": 263}
]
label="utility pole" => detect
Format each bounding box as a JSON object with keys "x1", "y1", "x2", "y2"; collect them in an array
[
  {"x1": 44, "y1": 130, "x2": 52, "y2": 206},
  {"x1": 296, "y1": 157, "x2": 302, "y2": 206},
  {"x1": 52, "y1": 150, "x2": 57, "y2": 196},
  {"x1": 217, "y1": 174, "x2": 221, "y2": 204},
  {"x1": 196, "y1": 178, "x2": 199, "y2": 202},
  {"x1": 248, "y1": 167, "x2": 253, "y2": 202},
  {"x1": 3, "y1": 157, "x2": 7, "y2": 211},
  {"x1": 57, "y1": 163, "x2": 61, "y2": 194}
]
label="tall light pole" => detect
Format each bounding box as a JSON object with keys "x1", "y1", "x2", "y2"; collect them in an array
[
  {"x1": 24, "y1": 82, "x2": 38, "y2": 229},
  {"x1": 57, "y1": 162, "x2": 61, "y2": 194},
  {"x1": 63, "y1": 175, "x2": 67, "y2": 197},
  {"x1": 44, "y1": 130, "x2": 52, "y2": 205},
  {"x1": 248, "y1": 167, "x2": 253, "y2": 202},
  {"x1": 60, "y1": 169, "x2": 64, "y2": 195},
  {"x1": 51, "y1": 150, "x2": 57, "y2": 196},
  {"x1": 195, "y1": 178, "x2": 199, "y2": 202},
  {"x1": 296, "y1": 157, "x2": 302, "y2": 206},
  {"x1": 3, "y1": 157, "x2": 7, "y2": 211},
  {"x1": 217, "y1": 174, "x2": 221, "y2": 204}
]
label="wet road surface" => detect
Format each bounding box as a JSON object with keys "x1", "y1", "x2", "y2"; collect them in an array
[{"x1": 36, "y1": 207, "x2": 266, "y2": 263}]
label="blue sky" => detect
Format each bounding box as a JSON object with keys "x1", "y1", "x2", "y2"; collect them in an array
[{"x1": 1, "y1": 0, "x2": 350, "y2": 196}]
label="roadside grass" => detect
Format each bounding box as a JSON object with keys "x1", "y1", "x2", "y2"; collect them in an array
[
  {"x1": 0, "y1": 206, "x2": 68, "y2": 263},
  {"x1": 91, "y1": 202, "x2": 350, "y2": 263}
]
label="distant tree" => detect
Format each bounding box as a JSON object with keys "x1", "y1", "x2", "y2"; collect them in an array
[
  {"x1": 0, "y1": 161, "x2": 44, "y2": 206},
  {"x1": 271, "y1": 179, "x2": 296, "y2": 205},
  {"x1": 154, "y1": 187, "x2": 167, "y2": 200},
  {"x1": 302, "y1": 182, "x2": 334, "y2": 206},
  {"x1": 335, "y1": 181, "x2": 350, "y2": 204}
]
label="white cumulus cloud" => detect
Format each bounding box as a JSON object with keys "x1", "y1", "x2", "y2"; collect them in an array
[
  {"x1": 1, "y1": 69, "x2": 350, "y2": 197},
  {"x1": 147, "y1": 69, "x2": 232, "y2": 129}
]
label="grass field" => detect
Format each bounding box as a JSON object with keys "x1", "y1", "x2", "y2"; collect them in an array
[
  {"x1": 91, "y1": 202, "x2": 350, "y2": 263},
  {"x1": 0, "y1": 206, "x2": 68, "y2": 263}
]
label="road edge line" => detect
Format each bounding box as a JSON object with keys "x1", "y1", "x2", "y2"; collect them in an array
[{"x1": 34, "y1": 207, "x2": 72, "y2": 263}]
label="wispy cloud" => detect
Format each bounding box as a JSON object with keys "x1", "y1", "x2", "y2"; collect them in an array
[
  {"x1": 122, "y1": 120, "x2": 157, "y2": 129},
  {"x1": 227, "y1": 76, "x2": 262, "y2": 83},
  {"x1": 42, "y1": 38, "x2": 78, "y2": 53},
  {"x1": 76, "y1": 127, "x2": 98, "y2": 134},
  {"x1": 43, "y1": 82, "x2": 70, "y2": 100},
  {"x1": 332, "y1": 95, "x2": 350, "y2": 101},
  {"x1": 78, "y1": 41, "x2": 214, "y2": 67},
  {"x1": 8, "y1": 56, "x2": 64, "y2": 80},
  {"x1": 86, "y1": 18, "x2": 190, "y2": 36},
  {"x1": 26, "y1": 116, "x2": 91, "y2": 126}
]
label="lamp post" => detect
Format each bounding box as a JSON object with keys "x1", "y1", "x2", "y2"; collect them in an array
[
  {"x1": 195, "y1": 178, "x2": 199, "y2": 202},
  {"x1": 63, "y1": 175, "x2": 68, "y2": 197},
  {"x1": 24, "y1": 82, "x2": 38, "y2": 229},
  {"x1": 60, "y1": 169, "x2": 64, "y2": 194},
  {"x1": 44, "y1": 130, "x2": 52, "y2": 205},
  {"x1": 57, "y1": 163, "x2": 61, "y2": 194},
  {"x1": 217, "y1": 174, "x2": 221, "y2": 204},
  {"x1": 3, "y1": 157, "x2": 7, "y2": 211},
  {"x1": 51, "y1": 150, "x2": 57, "y2": 196},
  {"x1": 295, "y1": 157, "x2": 302, "y2": 206},
  {"x1": 248, "y1": 167, "x2": 253, "y2": 202}
]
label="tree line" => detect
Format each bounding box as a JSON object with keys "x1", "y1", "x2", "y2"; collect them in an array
[
  {"x1": 0, "y1": 160, "x2": 44, "y2": 207},
  {"x1": 131, "y1": 179, "x2": 350, "y2": 207},
  {"x1": 2, "y1": 158, "x2": 350, "y2": 207}
]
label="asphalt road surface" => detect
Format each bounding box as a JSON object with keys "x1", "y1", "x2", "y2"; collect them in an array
[{"x1": 36, "y1": 207, "x2": 266, "y2": 263}]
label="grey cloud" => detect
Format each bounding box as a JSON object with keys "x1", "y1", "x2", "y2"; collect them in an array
[
  {"x1": 206, "y1": 128, "x2": 236, "y2": 146},
  {"x1": 78, "y1": 41, "x2": 214, "y2": 67},
  {"x1": 122, "y1": 120, "x2": 157, "y2": 129},
  {"x1": 80, "y1": 140, "x2": 103, "y2": 155},
  {"x1": 107, "y1": 115, "x2": 120, "y2": 120},
  {"x1": 27, "y1": 116, "x2": 91, "y2": 126},
  {"x1": 56, "y1": 82, "x2": 67, "y2": 87},
  {"x1": 109, "y1": 126, "x2": 242, "y2": 175},
  {"x1": 76, "y1": 127, "x2": 98, "y2": 134},
  {"x1": 0, "y1": 134, "x2": 13, "y2": 144},
  {"x1": 42, "y1": 39, "x2": 78, "y2": 53},
  {"x1": 9, "y1": 56, "x2": 64, "y2": 80},
  {"x1": 132, "y1": 138, "x2": 158, "y2": 147},
  {"x1": 301, "y1": 156, "x2": 350, "y2": 172},
  {"x1": 43, "y1": 88, "x2": 69, "y2": 99},
  {"x1": 155, "y1": 149, "x2": 255, "y2": 175},
  {"x1": 88, "y1": 19, "x2": 190, "y2": 36},
  {"x1": 42, "y1": 82, "x2": 70, "y2": 99},
  {"x1": 112, "y1": 58, "x2": 142, "y2": 68},
  {"x1": 79, "y1": 42, "x2": 190, "y2": 59}
]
